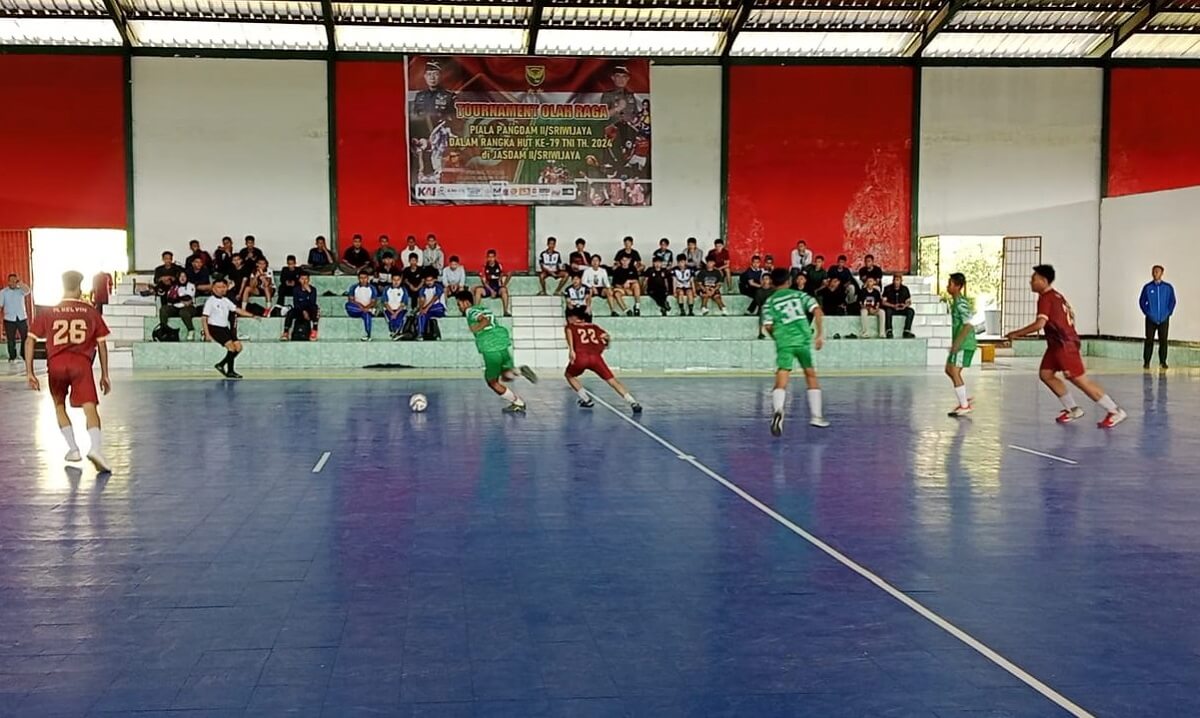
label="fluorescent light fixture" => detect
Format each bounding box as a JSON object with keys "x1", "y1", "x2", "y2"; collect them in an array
[
  {"x1": 733, "y1": 30, "x2": 916, "y2": 57},
  {"x1": 1113, "y1": 33, "x2": 1200, "y2": 58},
  {"x1": 0, "y1": 17, "x2": 123, "y2": 44},
  {"x1": 335, "y1": 25, "x2": 526, "y2": 53},
  {"x1": 923, "y1": 32, "x2": 1107, "y2": 58},
  {"x1": 129, "y1": 19, "x2": 327, "y2": 49},
  {"x1": 543, "y1": 6, "x2": 729, "y2": 27},
  {"x1": 334, "y1": 2, "x2": 527, "y2": 24},
  {"x1": 536, "y1": 28, "x2": 722, "y2": 56},
  {"x1": 30, "y1": 228, "x2": 128, "y2": 307},
  {"x1": 6, "y1": 0, "x2": 107, "y2": 10},
  {"x1": 121, "y1": 0, "x2": 323, "y2": 19}
]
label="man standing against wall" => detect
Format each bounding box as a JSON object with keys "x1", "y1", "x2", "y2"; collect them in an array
[
  {"x1": 1139, "y1": 265, "x2": 1176, "y2": 370},
  {"x1": 2, "y1": 274, "x2": 31, "y2": 362}
]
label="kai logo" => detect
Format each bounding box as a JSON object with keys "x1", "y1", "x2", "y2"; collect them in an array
[{"x1": 525, "y1": 65, "x2": 546, "y2": 87}]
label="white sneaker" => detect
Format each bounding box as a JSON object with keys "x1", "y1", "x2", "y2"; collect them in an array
[
  {"x1": 720, "y1": 309, "x2": 728, "y2": 316},
  {"x1": 699, "y1": 307, "x2": 709, "y2": 316},
  {"x1": 87, "y1": 452, "x2": 112, "y2": 473},
  {"x1": 810, "y1": 417, "x2": 831, "y2": 428},
  {"x1": 1098, "y1": 408, "x2": 1128, "y2": 429},
  {"x1": 64, "y1": 449, "x2": 81, "y2": 462},
  {"x1": 186, "y1": 331, "x2": 195, "y2": 341}
]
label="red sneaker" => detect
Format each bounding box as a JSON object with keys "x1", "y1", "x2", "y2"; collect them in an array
[
  {"x1": 1098, "y1": 409, "x2": 1127, "y2": 429},
  {"x1": 1055, "y1": 407, "x2": 1085, "y2": 424},
  {"x1": 309, "y1": 330, "x2": 319, "y2": 341},
  {"x1": 948, "y1": 405, "x2": 973, "y2": 417}
]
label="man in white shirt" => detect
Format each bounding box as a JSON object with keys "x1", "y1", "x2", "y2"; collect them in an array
[
  {"x1": 344, "y1": 271, "x2": 380, "y2": 341},
  {"x1": 415, "y1": 274, "x2": 447, "y2": 339},
  {"x1": 440, "y1": 255, "x2": 467, "y2": 311},
  {"x1": 582, "y1": 255, "x2": 620, "y2": 316},
  {"x1": 382, "y1": 274, "x2": 410, "y2": 340},
  {"x1": 202, "y1": 278, "x2": 260, "y2": 378},
  {"x1": 159, "y1": 270, "x2": 198, "y2": 341},
  {"x1": 538, "y1": 237, "x2": 569, "y2": 296},
  {"x1": 790, "y1": 240, "x2": 814, "y2": 279},
  {"x1": 422, "y1": 234, "x2": 445, "y2": 271},
  {"x1": 1, "y1": 273, "x2": 31, "y2": 362}
]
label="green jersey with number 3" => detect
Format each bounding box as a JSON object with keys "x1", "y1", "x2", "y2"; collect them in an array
[
  {"x1": 951, "y1": 295, "x2": 977, "y2": 351},
  {"x1": 763, "y1": 289, "x2": 818, "y2": 348},
  {"x1": 466, "y1": 305, "x2": 510, "y2": 353}
]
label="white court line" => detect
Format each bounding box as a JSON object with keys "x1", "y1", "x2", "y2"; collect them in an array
[
  {"x1": 311, "y1": 451, "x2": 331, "y2": 474},
  {"x1": 1007, "y1": 445, "x2": 1078, "y2": 466},
  {"x1": 590, "y1": 395, "x2": 1095, "y2": 718}
]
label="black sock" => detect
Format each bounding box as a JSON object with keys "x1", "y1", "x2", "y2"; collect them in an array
[{"x1": 224, "y1": 350, "x2": 237, "y2": 371}]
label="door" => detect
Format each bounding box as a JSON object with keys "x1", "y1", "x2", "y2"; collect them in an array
[{"x1": 1000, "y1": 235, "x2": 1041, "y2": 335}]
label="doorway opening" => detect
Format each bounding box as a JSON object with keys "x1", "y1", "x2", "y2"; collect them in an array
[
  {"x1": 30, "y1": 228, "x2": 128, "y2": 306},
  {"x1": 917, "y1": 234, "x2": 1042, "y2": 339}
]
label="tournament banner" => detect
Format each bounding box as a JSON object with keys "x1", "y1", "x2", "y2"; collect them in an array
[{"x1": 406, "y1": 56, "x2": 651, "y2": 207}]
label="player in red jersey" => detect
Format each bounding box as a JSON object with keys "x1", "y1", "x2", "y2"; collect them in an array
[
  {"x1": 25, "y1": 271, "x2": 113, "y2": 472},
  {"x1": 1006, "y1": 265, "x2": 1127, "y2": 429},
  {"x1": 564, "y1": 307, "x2": 641, "y2": 414}
]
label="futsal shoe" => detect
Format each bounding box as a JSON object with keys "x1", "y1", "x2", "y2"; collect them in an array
[
  {"x1": 771, "y1": 412, "x2": 784, "y2": 437},
  {"x1": 64, "y1": 449, "x2": 82, "y2": 463},
  {"x1": 214, "y1": 362, "x2": 229, "y2": 377},
  {"x1": 948, "y1": 405, "x2": 973, "y2": 417},
  {"x1": 503, "y1": 402, "x2": 527, "y2": 414},
  {"x1": 578, "y1": 399, "x2": 595, "y2": 408},
  {"x1": 631, "y1": 402, "x2": 643, "y2": 414},
  {"x1": 1098, "y1": 409, "x2": 1128, "y2": 429},
  {"x1": 519, "y1": 365, "x2": 539, "y2": 384},
  {"x1": 87, "y1": 452, "x2": 112, "y2": 474},
  {"x1": 1055, "y1": 407, "x2": 1085, "y2": 424},
  {"x1": 809, "y1": 417, "x2": 831, "y2": 428}
]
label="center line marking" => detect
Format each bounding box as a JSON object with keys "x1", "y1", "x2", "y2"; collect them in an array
[
  {"x1": 1007, "y1": 445, "x2": 1078, "y2": 465},
  {"x1": 590, "y1": 395, "x2": 1094, "y2": 718},
  {"x1": 311, "y1": 451, "x2": 331, "y2": 473}
]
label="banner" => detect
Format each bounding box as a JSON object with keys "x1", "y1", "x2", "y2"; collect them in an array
[{"x1": 406, "y1": 56, "x2": 651, "y2": 207}]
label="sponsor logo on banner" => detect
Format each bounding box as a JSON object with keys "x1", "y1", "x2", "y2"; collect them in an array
[{"x1": 525, "y1": 65, "x2": 546, "y2": 88}]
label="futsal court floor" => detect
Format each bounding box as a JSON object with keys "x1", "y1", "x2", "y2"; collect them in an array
[{"x1": 0, "y1": 359, "x2": 1196, "y2": 717}]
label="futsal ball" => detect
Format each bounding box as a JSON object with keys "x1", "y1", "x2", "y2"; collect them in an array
[{"x1": 409, "y1": 394, "x2": 428, "y2": 413}]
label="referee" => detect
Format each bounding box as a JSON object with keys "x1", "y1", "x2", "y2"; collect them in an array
[{"x1": 201, "y1": 278, "x2": 260, "y2": 379}]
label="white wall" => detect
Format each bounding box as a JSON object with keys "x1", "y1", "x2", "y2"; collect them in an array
[
  {"x1": 132, "y1": 57, "x2": 330, "y2": 269},
  {"x1": 1099, "y1": 186, "x2": 1197, "y2": 342},
  {"x1": 533, "y1": 65, "x2": 722, "y2": 262},
  {"x1": 918, "y1": 67, "x2": 1103, "y2": 333}
]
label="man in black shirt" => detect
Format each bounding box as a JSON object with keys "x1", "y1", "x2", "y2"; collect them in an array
[
  {"x1": 802, "y1": 255, "x2": 827, "y2": 296},
  {"x1": 340, "y1": 234, "x2": 373, "y2": 274},
  {"x1": 828, "y1": 255, "x2": 858, "y2": 291},
  {"x1": 881, "y1": 272, "x2": 916, "y2": 338},
  {"x1": 652, "y1": 238, "x2": 673, "y2": 266},
  {"x1": 213, "y1": 237, "x2": 235, "y2": 277},
  {"x1": 613, "y1": 236, "x2": 642, "y2": 271},
  {"x1": 696, "y1": 258, "x2": 727, "y2": 315},
  {"x1": 306, "y1": 236, "x2": 336, "y2": 274},
  {"x1": 225, "y1": 254, "x2": 253, "y2": 306},
  {"x1": 817, "y1": 276, "x2": 847, "y2": 316},
  {"x1": 401, "y1": 253, "x2": 425, "y2": 309},
  {"x1": 153, "y1": 251, "x2": 183, "y2": 290},
  {"x1": 611, "y1": 255, "x2": 642, "y2": 316},
  {"x1": 282, "y1": 272, "x2": 319, "y2": 341},
  {"x1": 185, "y1": 240, "x2": 212, "y2": 272},
  {"x1": 859, "y1": 276, "x2": 886, "y2": 337},
  {"x1": 278, "y1": 255, "x2": 302, "y2": 307},
  {"x1": 186, "y1": 256, "x2": 212, "y2": 296},
  {"x1": 858, "y1": 254, "x2": 884, "y2": 286},
  {"x1": 642, "y1": 255, "x2": 672, "y2": 315},
  {"x1": 739, "y1": 255, "x2": 766, "y2": 314},
  {"x1": 538, "y1": 237, "x2": 568, "y2": 296},
  {"x1": 474, "y1": 249, "x2": 511, "y2": 316},
  {"x1": 239, "y1": 235, "x2": 266, "y2": 266},
  {"x1": 568, "y1": 238, "x2": 591, "y2": 278}
]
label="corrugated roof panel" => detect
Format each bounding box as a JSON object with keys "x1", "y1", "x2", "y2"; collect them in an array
[
  {"x1": 1114, "y1": 32, "x2": 1200, "y2": 57},
  {"x1": 745, "y1": 8, "x2": 928, "y2": 29},
  {"x1": 950, "y1": 8, "x2": 1129, "y2": 30},
  {"x1": 542, "y1": 5, "x2": 731, "y2": 28},
  {"x1": 0, "y1": 0, "x2": 107, "y2": 13},
  {"x1": 336, "y1": 24, "x2": 526, "y2": 52},
  {"x1": 0, "y1": 16, "x2": 121, "y2": 42},
  {"x1": 123, "y1": 0, "x2": 322, "y2": 19},
  {"x1": 333, "y1": 2, "x2": 527, "y2": 25},
  {"x1": 536, "y1": 27, "x2": 722, "y2": 55},
  {"x1": 1148, "y1": 11, "x2": 1200, "y2": 30},
  {"x1": 129, "y1": 17, "x2": 327, "y2": 47},
  {"x1": 924, "y1": 31, "x2": 1106, "y2": 56},
  {"x1": 732, "y1": 30, "x2": 917, "y2": 56}
]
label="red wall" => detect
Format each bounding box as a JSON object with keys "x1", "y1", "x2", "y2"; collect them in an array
[
  {"x1": 726, "y1": 66, "x2": 913, "y2": 272},
  {"x1": 335, "y1": 61, "x2": 530, "y2": 271},
  {"x1": 0, "y1": 55, "x2": 126, "y2": 230},
  {"x1": 1108, "y1": 69, "x2": 1200, "y2": 198}
]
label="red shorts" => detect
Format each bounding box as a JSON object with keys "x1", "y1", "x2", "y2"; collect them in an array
[
  {"x1": 566, "y1": 355, "x2": 614, "y2": 381},
  {"x1": 48, "y1": 354, "x2": 99, "y2": 407},
  {"x1": 1041, "y1": 344, "x2": 1086, "y2": 378}
]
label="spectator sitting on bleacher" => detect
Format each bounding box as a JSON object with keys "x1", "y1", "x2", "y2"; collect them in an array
[
  {"x1": 306, "y1": 236, "x2": 336, "y2": 275},
  {"x1": 754, "y1": 272, "x2": 775, "y2": 339},
  {"x1": 278, "y1": 255, "x2": 301, "y2": 308},
  {"x1": 441, "y1": 256, "x2": 466, "y2": 300},
  {"x1": 790, "y1": 241, "x2": 813, "y2": 279},
  {"x1": 829, "y1": 255, "x2": 858, "y2": 292},
  {"x1": 401, "y1": 253, "x2": 426, "y2": 309},
  {"x1": 340, "y1": 235, "x2": 373, "y2": 275},
  {"x1": 763, "y1": 254, "x2": 776, "y2": 275},
  {"x1": 154, "y1": 251, "x2": 183, "y2": 293},
  {"x1": 374, "y1": 255, "x2": 398, "y2": 294},
  {"x1": 653, "y1": 238, "x2": 673, "y2": 266},
  {"x1": 403, "y1": 236, "x2": 422, "y2": 263},
  {"x1": 225, "y1": 254, "x2": 251, "y2": 303},
  {"x1": 697, "y1": 257, "x2": 727, "y2": 316},
  {"x1": 684, "y1": 237, "x2": 704, "y2": 272},
  {"x1": 568, "y1": 238, "x2": 591, "y2": 277},
  {"x1": 882, "y1": 273, "x2": 916, "y2": 339},
  {"x1": 423, "y1": 235, "x2": 445, "y2": 271},
  {"x1": 186, "y1": 240, "x2": 212, "y2": 272},
  {"x1": 740, "y1": 255, "x2": 766, "y2": 314},
  {"x1": 160, "y1": 270, "x2": 198, "y2": 341},
  {"x1": 475, "y1": 249, "x2": 512, "y2": 317},
  {"x1": 415, "y1": 274, "x2": 447, "y2": 339},
  {"x1": 186, "y1": 256, "x2": 212, "y2": 296},
  {"x1": 583, "y1": 254, "x2": 620, "y2": 317},
  {"x1": 858, "y1": 254, "x2": 884, "y2": 286},
  {"x1": 383, "y1": 274, "x2": 410, "y2": 340},
  {"x1": 374, "y1": 234, "x2": 396, "y2": 267},
  {"x1": 345, "y1": 270, "x2": 379, "y2": 341},
  {"x1": 817, "y1": 276, "x2": 847, "y2": 317},
  {"x1": 239, "y1": 235, "x2": 266, "y2": 267},
  {"x1": 612, "y1": 255, "x2": 641, "y2": 316},
  {"x1": 565, "y1": 273, "x2": 591, "y2": 314},
  {"x1": 282, "y1": 272, "x2": 319, "y2": 341},
  {"x1": 240, "y1": 258, "x2": 275, "y2": 309},
  {"x1": 706, "y1": 239, "x2": 732, "y2": 289},
  {"x1": 614, "y1": 236, "x2": 642, "y2": 271},
  {"x1": 643, "y1": 254, "x2": 672, "y2": 316},
  {"x1": 538, "y1": 237, "x2": 568, "y2": 296},
  {"x1": 859, "y1": 276, "x2": 886, "y2": 337},
  {"x1": 213, "y1": 237, "x2": 235, "y2": 277},
  {"x1": 802, "y1": 255, "x2": 827, "y2": 296}
]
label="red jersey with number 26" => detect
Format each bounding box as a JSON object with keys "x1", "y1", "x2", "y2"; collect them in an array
[
  {"x1": 568, "y1": 323, "x2": 607, "y2": 359},
  {"x1": 29, "y1": 300, "x2": 110, "y2": 362},
  {"x1": 1037, "y1": 289, "x2": 1079, "y2": 349}
]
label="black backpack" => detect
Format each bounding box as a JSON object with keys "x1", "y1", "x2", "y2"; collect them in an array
[
  {"x1": 290, "y1": 317, "x2": 311, "y2": 342},
  {"x1": 423, "y1": 317, "x2": 441, "y2": 341},
  {"x1": 152, "y1": 324, "x2": 180, "y2": 342}
]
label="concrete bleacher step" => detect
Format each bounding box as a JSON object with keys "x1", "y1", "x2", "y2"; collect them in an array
[{"x1": 141, "y1": 315, "x2": 502, "y2": 342}]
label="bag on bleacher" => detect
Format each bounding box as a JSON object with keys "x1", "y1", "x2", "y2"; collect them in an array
[
  {"x1": 399, "y1": 314, "x2": 419, "y2": 341},
  {"x1": 152, "y1": 324, "x2": 180, "y2": 342},
  {"x1": 423, "y1": 317, "x2": 441, "y2": 341},
  {"x1": 290, "y1": 318, "x2": 311, "y2": 342}
]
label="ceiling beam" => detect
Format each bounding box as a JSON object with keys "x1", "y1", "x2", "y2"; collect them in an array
[
  {"x1": 320, "y1": 0, "x2": 336, "y2": 51},
  {"x1": 904, "y1": 0, "x2": 965, "y2": 58},
  {"x1": 719, "y1": 0, "x2": 752, "y2": 61},
  {"x1": 1092, "y1": 0, "x2": 1160, "y2": 58},
  {"x1": 527, "y1": 0, "x2": 545, "y2": 54},
  {"x1": 101, "y1": 0, "x2": 132, "y2": 47}
]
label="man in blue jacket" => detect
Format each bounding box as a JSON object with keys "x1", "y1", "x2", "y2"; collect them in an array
[{"x1": 1139, "y1": 265, "x2": 1176, "y2": 370}]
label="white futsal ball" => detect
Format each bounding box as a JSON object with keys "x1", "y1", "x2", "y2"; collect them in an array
[{"x1": 409, "y1": 393, "x2": 428, "y2": 413}]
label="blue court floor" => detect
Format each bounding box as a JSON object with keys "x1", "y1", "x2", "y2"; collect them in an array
[{"x1": 0, "y1": 361, "x2": 1197, "y2": 717}]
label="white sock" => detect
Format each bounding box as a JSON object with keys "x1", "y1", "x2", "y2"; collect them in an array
[
  {"x1": 61, "y1": 427, "x2": 79, "y2": 452},
  {"x1": 1059, "y1": 393, "x2": 1079, "y2": 410},
  {"x1": 772, "y1": 388, "x2": 786, "y2": 413},
  {"x1": 87, "y1": 428, "x2": 103, "y2": 453},
  {"x1": 1097, "y1": 394, "x2": 1118, "y2": 412},
  {"x1": 954, "y1": 385, "x2": 968, "y2": 407},
  {"x1": 807, "y1": 389, "x2": 823, "y2": 419},
  {"x1": 501, "y1": 389, "x2": 520, "y2": 404},
  {"x1": 576, "y1": 387, "x2": 589, "y2": 401},
  {"x1": 623, "y1": 393, "x2": 637, "y2": 404}
]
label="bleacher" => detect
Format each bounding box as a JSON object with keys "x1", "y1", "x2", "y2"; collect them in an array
[{"x1": 104, "y1": 274, "x2": 953, "y2": 372}]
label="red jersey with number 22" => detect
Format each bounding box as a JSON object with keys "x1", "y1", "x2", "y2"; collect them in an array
[
  {"x1": 30, "y1": 300, "x2": 110, "y2": 362},
  {"x1": 568, "y1": 323, "x2": 607, "y2": 359},
  {"x1": 1037, "y1": 289, "x2": 1079, "y2": 349}
]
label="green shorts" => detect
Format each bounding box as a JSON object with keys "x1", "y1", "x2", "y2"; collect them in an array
[
  {"x1": 481, "y1": 348, "x2": 515, "y2": 382},
  {"x1": 947, "y1": 348, "x2": 975, "y2": 369},
  {"x1": 776, "y1": 345, "x2": 814, "y2": 372}
]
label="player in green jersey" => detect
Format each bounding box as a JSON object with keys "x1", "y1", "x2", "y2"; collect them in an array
[
  {"x1": 454, "y1": 291, "x2": 537, "y2": 413},
  {"x1": 762, "y1": 268, "x2": 829, "y2": 435},
  {"x1": 945, "y1": 273, "x2": 976, "y2": 417}
]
